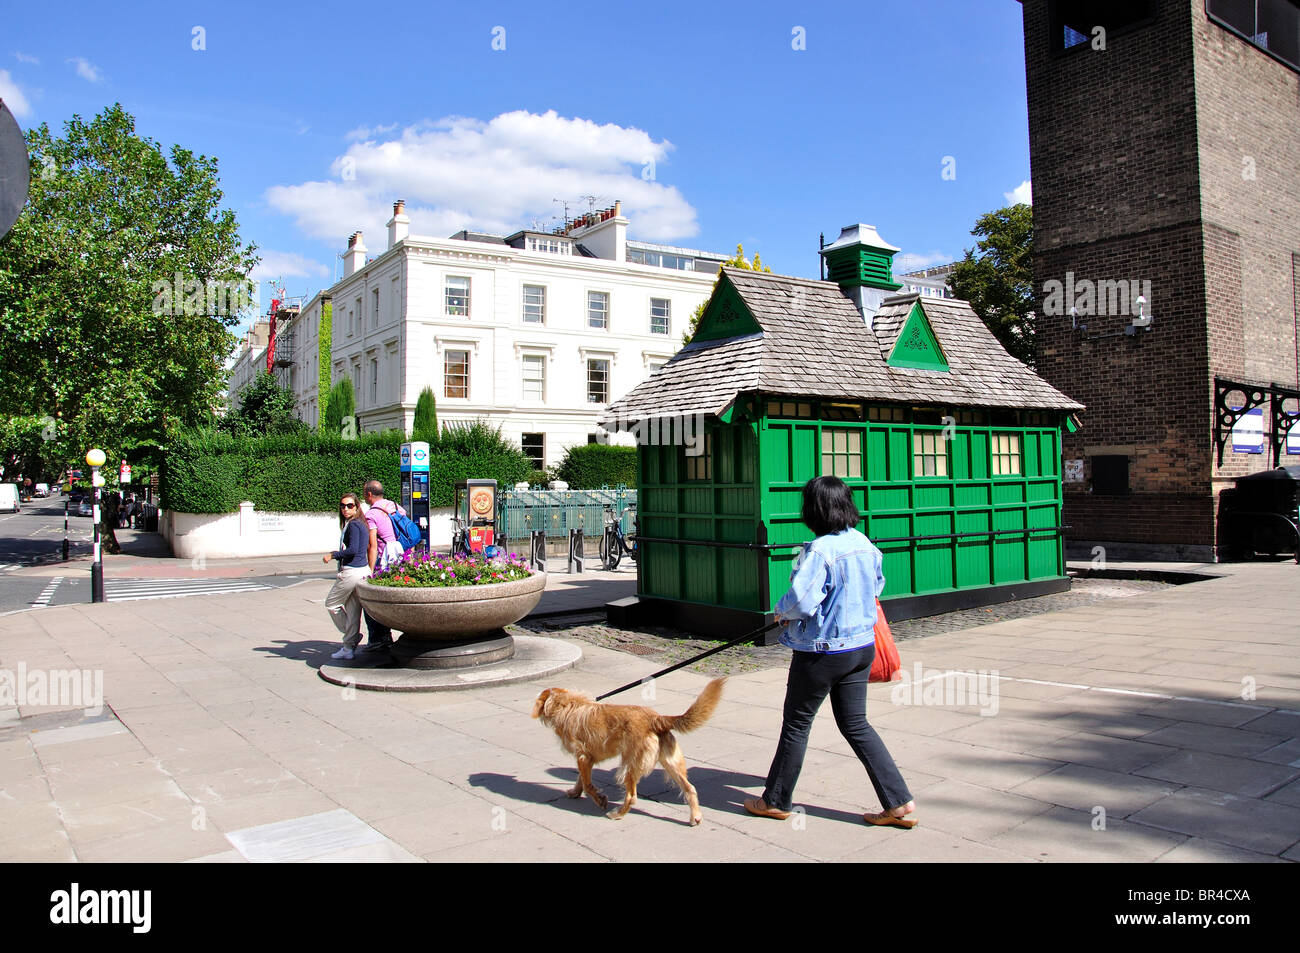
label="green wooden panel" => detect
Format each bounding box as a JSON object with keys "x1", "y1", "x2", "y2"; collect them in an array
[
  {"x1": 915, "y1": 485, "x2": 953, "y2": 510},
  {"x1": 692, "y1": 276, "x2": 763, "y2": 342},
  {"x1": 868, "y1": 485, "x2": 910, "y2": 513},
  {"x1": 719, "y1": 549, "x2": 759, "y2": 608},
  {"x1": 764, "y1": 425, "x2": 793, "y2": 484},
  {"x1": 1027, "y1": 480, "x2": 1058, "y2": 503},
  {"x1": 717, "y1": 486, "x2": 754, "y2": 516},
  {"x1": 1024, "y1": 433, "x2": 1042, "y2": 478},
  {"x1": 969, "y1": 431, "x2": 990, "y2": 479},
  {"x1": 992, "y1": 482, "x2": 1026, "y2": 505},
  {"x1": 951, "y1": 433, "x2": 971, "y2": 480},
  {"x1": 888, "y1": 429, "x2": 910, "y2": 481},
  {"x1": 956, "y1": 483, "x2": 991, "y2": 507},
  {"x1": 682, "y1": 544, "x2": 717, "y2": 603},
  {"x1": 1040, "y1": 431, "x2": 1059, "y2": 476},
  {"x1": 682, "y1": 487, "x2": 713, "y2": 515},
  {"x1": 887, "y1": 301, "x2": 951, "y2": 371},
  {"x1": 791, "y1": 426, "x2": 818, "y2": 483},
  {"x1": 955, "y1": 509, "x2": 993, "y2": 588},
  {"x1": 867, "y1": 430, "x2": 889, "y2": 480}
]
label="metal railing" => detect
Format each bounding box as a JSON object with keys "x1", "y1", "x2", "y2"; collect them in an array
[{"x1": 498, "y1": 486, "x2": 636, "y2": 545}]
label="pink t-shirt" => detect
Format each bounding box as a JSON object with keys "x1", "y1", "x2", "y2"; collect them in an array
[{"x1": 364, "y1": 498, "x2": 402, "y2": 545}]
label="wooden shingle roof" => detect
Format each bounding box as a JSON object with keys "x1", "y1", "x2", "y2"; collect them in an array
[{"x1": 602, "y1": 267, "x2": 1083, "y2": 424}]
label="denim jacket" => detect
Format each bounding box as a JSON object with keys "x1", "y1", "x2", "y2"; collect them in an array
[{"x1": 776, "y1": 528, "x2": 885, "y2": 653}]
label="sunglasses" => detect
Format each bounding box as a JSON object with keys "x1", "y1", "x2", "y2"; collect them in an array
[{"x1": 340, "y1": 502, "x2": 357, "y2": 510}]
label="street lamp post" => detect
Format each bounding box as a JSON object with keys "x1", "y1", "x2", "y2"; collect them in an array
[{"x1": 86, "y1": 448, "x2": 106, "y2": 603}]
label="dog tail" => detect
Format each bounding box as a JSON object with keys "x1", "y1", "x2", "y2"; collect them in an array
[{"x1": 656, "y1": 677, "x2": 726, "y2": 734}]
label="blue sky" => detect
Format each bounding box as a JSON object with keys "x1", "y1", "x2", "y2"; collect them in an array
[{"x1": 4, "y1": 0, "x2": 1032, "y2": 333}]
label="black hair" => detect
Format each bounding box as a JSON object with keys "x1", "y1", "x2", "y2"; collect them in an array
[{"x1": 801, "y1": 476, "x2": 860, "y2": 536}]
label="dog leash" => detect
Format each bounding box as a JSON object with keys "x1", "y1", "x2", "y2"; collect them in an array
[{"x1": 595, "y1": 618, "x2": 784, "y2": 701}]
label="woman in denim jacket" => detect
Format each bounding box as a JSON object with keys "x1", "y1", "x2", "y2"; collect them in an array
[{"x1": 745, "y1": 476, "x2": 917, "y2": 828}]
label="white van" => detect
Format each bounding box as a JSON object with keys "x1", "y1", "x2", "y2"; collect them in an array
[
  {"x1": 35, "y1": 483, "x2": 50, "y2": 497},
  {"x1": 0, "y1": 484, "x2": 19, "y2": 513}
]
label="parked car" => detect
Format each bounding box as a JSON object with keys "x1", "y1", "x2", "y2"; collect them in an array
[
  {"x1": 0, "y1": 484, "x2": 19, "y2": 513},
  {"x1": 76, "y1": 499, "x2": 94, "y2": 517}
]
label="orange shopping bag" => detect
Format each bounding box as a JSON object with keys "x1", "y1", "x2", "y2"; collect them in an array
[{"x1": 869, "y1": 598, "x2": 902, "y2": 682}]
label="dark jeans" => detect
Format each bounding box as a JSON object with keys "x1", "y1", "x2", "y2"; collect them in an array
[
  {"x1": 763, "y1": 644, "x2": 912, "y2": 813},
  {"x1": 363, "y1": 611, "x2": 392, "y2": 646}
]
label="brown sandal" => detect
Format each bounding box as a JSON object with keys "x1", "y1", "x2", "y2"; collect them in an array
[
  {"x1": 744, "y1": 797, "x2": 792, "y2": 820},
  {"x1": 863, "y1": 810, "x2": 918, "y2": 829}
]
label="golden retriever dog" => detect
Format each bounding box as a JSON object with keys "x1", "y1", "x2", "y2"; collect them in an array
[{"x1": 532, "y1": 678, "x2": 725, "y2": 826}]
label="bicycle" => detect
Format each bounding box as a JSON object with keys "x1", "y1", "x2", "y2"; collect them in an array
[{"x1": 599, "y1": 503, "x2": 637, "y2": 570}]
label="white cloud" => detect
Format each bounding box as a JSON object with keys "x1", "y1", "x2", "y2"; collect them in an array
[
  {"x1": 1004, "y1": 179, "x2": 1032, "y2": 205},
  {"x1": 67, "y1": 57, "x2": 103, "y2": 83},
  {"x1": 250, "y1": 250, "x2": 330, "y2": 285},
  {"x1": 894, "y1": 250, "x2": 953, "y2": 274},
  {"x1": 0, "y1": 69, "x2": 32, "y2": 117},
  {"x1": 344, "y1": 122, "x2": 397, "y2": 142},
  {"x1": 14, "y1": 52, "x2": 39, "y2": 65},
  {"x1": 267, "y1": 110, "x2": 699, "y2": 247}
]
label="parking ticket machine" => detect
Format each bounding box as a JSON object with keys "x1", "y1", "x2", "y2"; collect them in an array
[{"x1": 400, "y1": 441, "x2": 431, "y2": 550}]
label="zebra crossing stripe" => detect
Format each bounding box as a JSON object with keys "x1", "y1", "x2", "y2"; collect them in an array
[
  {"x1": 105, "y1": 579, "x2": 273, "y2": 602},
  {"x1": 31, "y1": 577, "x2": 64, "y2": 609}
]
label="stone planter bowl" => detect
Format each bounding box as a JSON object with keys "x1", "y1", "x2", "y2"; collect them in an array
[{"x1": 356, "y1": 571, "x2": 546, "y2": 669}]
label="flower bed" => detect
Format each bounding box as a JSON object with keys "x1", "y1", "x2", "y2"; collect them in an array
[{"x1": 369, "y1": 550, "x2": 534, "y2": 588}]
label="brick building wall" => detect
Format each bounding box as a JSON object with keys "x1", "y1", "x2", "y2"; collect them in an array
[{"x1": 1021, "y1": 0, "x2": 1300, "y2": 560}]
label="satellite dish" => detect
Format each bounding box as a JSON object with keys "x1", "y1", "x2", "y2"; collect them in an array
[{"x1": 0, "y1": 99, "x2": 31, "y2": 240}]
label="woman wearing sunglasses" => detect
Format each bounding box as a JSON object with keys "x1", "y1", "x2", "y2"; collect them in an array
[{"x1": 323, "y1": 491, "x2": 370, "y2": 660}]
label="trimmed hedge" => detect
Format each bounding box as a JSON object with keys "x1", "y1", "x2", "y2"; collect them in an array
[
  {"x1": 555, "y1": 444, "x2": 637, "y2": 489},
  {"x1": 161, "y1": 425, "x2": 533, "y2": 513}
]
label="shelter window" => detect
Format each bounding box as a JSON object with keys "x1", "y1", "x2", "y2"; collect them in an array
[
  {"x1": 1022, "y1": 411, "x2": 1052, "y2": 427},
  {"x1": 954, "y1": 409, "x2": 986, "y2": 425},
  {"x1": 868, "y1": 406, "x2": 907, "y2": 423},
  {"x1": 684, "y1": 433, "x2": 712, "y2": 481},
  {"x1": 822, "y1": 402, "x2": 864, "y2": 422},
  {"x1": 991, "y1": 433, "x2": 1022, "y2": 476},
  {"x1": 913, "y1": 432, "x2": 949, "y2": 478},
  {"x1": 821, "y1": 429, "x2": 863, "y2": 479},
  {"x1": 766, "y1": 400, "x2": 813, "y2": 418}
]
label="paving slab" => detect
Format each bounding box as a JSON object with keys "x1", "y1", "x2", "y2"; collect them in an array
[{"x1": 2, "y1": 558, "x2": 1298, "y2": 862}]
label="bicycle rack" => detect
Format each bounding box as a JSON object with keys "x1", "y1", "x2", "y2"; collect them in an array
[
  {"x1": 568, "y1": 528, "x2": 585, "y2": 574},
  {"x1": 529, "y1": 530, "x2": 546, "y2": 573}
]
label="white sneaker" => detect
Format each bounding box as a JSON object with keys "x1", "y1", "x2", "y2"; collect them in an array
[{"x1": 330, "y1": 646, "x2": 355, "y2": 661}]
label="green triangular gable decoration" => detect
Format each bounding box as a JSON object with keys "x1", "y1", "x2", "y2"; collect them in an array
[
  {"x1": 691, "y1": 274, "x2": 763, "y2": 343},
  {"x1": 887, "y1": 301, "x2": 949, "y2": 372}
]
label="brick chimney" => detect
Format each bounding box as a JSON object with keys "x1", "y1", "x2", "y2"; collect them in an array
[
  {"x1": 386, "y1": 199, "x2": 409, "y2": 249},
  {"x1": 343, "y1": 231, "x2": 367, "y2": 277},
  {"x1": 819, "y1": 224, "x2": 902, "y2": 329}
]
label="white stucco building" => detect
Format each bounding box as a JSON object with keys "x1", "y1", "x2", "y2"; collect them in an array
[{"x1": 254, "y1": 201, "x2": 729, "y2": 468}]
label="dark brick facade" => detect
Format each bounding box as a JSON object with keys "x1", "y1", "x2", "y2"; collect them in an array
[{"x1": 1020, "y1": 0, "x2": 1300, "y2": 560}]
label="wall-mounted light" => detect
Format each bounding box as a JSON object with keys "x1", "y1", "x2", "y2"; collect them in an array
[{"x1": 1127, "y1": 295, "x2": 1153, "y2": 334}]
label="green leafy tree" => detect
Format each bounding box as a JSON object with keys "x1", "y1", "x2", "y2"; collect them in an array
[
  {"x1": 946, "y1": 203, "x2": 1035, "y2": 367},
  {"x1": 683, "y1": 244, "x2": 771, "y2": 344},
  {"x1": 0, "y1": 104, "x2": 259, "y2": 467},
  {"x1": 411, "y1": 386, "x2": 438, "y2": 445},
  {"x1": 220, "y1": 371, "x2": 305, "y2": 437},
  {"x1": 323, "y1": 377, "x2": 355, "y2": 436}
]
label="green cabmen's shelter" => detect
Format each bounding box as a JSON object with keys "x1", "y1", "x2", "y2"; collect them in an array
[{"x1": 601, "y1": 224, "x2": 1085, "y2": 641}]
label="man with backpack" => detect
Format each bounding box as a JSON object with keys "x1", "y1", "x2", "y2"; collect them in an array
[{"x1": 360, "y1": 479, "x2": 409, "y2": 653}]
